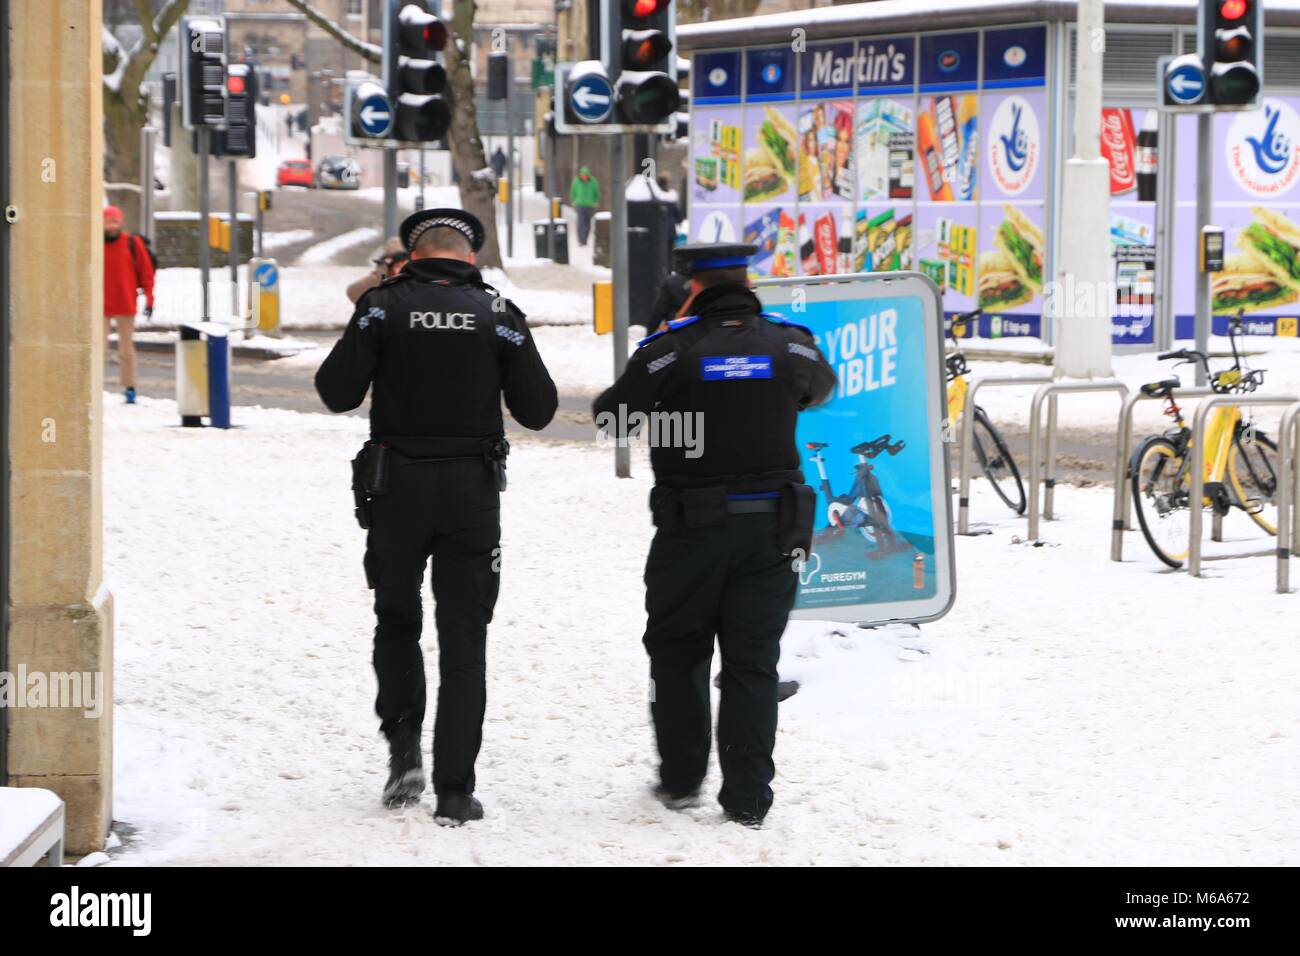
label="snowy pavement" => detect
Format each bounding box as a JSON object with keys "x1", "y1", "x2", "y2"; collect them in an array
[{"x1": 104, "y1": 396, "x2": 1300, "y2": 865}]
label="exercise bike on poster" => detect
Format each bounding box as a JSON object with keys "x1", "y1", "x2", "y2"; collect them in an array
[{"x1": 806, "y1": 436, "x2": 910, "y2": 558}]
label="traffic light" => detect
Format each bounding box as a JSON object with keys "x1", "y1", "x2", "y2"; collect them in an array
[
  {"x1": 179, "y1": 16, "x2": 226, "y2": 130},
  {"x1": 218, "y1": 63, "x2": 257, "y2": 158},
  {"x1": 612, "y1": 0, "x2": 679, "y2": 126},
  {"x1": 1201, "y1": 0, "x2": 1262, "y2": 108},
  {"x1": 382, "y1": 0, "x2": 451, "y2": 142}
]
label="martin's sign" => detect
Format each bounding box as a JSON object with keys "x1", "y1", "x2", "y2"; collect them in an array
[{"x1": 801, "y1": 37, "x2": 915, "y2": 96}]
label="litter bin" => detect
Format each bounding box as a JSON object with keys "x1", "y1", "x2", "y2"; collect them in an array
[
  {"x1": 532, "y1": 218, "x2": 569, "y2": 264},
  {"x1": 176, "y1": 322, "x2": 231, "y2": 429}
]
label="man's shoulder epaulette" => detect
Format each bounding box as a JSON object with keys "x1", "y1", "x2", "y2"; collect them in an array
[
  {"x1": 761, "y1": 311, "x2": 814, "y2": 337},
  {"x1": 637, "y1": 314, "x2": 700, "y2": 349}
]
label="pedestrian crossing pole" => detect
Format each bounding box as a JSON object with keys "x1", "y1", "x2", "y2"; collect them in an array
[{"x1": 611, "y1": 132, "x2": 631, "y2": 478}]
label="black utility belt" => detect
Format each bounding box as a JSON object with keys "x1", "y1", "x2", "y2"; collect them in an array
[
  {"x1": 351, "y1": 436, "x2": 510, "y2": 529},
  {"x1": 649, "y1": 483, "x2": 816, "y2": 556}
]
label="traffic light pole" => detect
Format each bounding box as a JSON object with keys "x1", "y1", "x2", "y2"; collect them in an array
[
  {"x1": 1194, "y1": 111, "x2": 1213, "y2": 386},
  {"x1": 546, "y1": 123, "x2": 558, "y2": 262},
  {"x1": 506, "y1": 70, "x2": 515, "y2": 258},
  {"x1": 383, "y1": 147, "x2": 398, "y2": 240},
  {"x1": 610, "y1": 132, "x2": 631, "y2": 478},
  {"x1": 197, "y1": 125, "x2": 211, "y2": 322},
  {"x1": 229, "y1": 159, "x2": 240, "y2": 337}
]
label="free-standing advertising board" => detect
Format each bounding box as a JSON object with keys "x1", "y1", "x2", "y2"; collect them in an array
[{"x1": 756, "y1": 272, "x2": 955, "y2": 625}]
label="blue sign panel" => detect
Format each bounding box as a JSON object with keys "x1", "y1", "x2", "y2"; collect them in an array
[
  {"x1": 701, "y1": 355, "x2": 774, "y2": 379},
  {"x1": 746, "y1": 47, "x2": 796, "y2": 101},
  {"x1": 983, "y1": 25, "x2": 1048, "y2": 88},
  {"x1": 856, "y1": 34, "x2": 916, "y2": 95},
  {"x1": 920, "y1": 32, "x2": 979, "y2": 91},
  {"x1": 254, "y1": 261, "x2": 278, "y2": 288},
  {"x1": 694, "y1": 50, "x2": 742, "y2": 103},
  {"x1": 356, "y1": 93, "x2": 393, "y2": 137},
  {"x1": 570, "y1": 73, "x2": 614, "y2": 123},
  {"x1": 801, "y1": 40, "x2": 856, "y2": 99},
  {"x1": 1166, "y1": 62, "x2": 1207, "y2": 104}
]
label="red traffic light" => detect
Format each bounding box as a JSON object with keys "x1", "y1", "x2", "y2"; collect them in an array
[
  {"x1": 398, "y1": 3, "x2": 447, "y2": 53},
  {"x1": 626, "y1": 0, "x2": 670, "y2": 17},
  {"x1": 1219, "y1": 0, "x2": 1249, "y2": 20},
  {"x1": 623, "y1": 29, "x2": 672, "y2": 69},
  {"x1": 227, "y1": 75, "x2": 246, "y2": 95}
]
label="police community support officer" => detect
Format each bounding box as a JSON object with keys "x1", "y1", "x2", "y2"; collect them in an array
[
  {"x1": 593, "y1": 242, "x2": 836, "y2": 827},
  {"x1": 315, "y1": 208, "x2": 557, "y2": 825}
]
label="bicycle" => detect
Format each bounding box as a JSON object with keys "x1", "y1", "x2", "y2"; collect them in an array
[
  {"x1": 1129, "y1": 312, "x2": 1281, "y2": 569},
  {"x1": 945, "y1": 309, "x2": 1027, "y2": 515},
  {"x1": 806, "y1": 436, "x2": 909, "y2": 554}
]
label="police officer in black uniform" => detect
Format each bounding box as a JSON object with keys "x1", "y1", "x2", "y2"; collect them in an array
[
  {"x1": 316, "y1": 208, "x2": 557, "y2": 825},
  {"x1": 593, "y1": 242, "x2": 836, "y2": 826}
]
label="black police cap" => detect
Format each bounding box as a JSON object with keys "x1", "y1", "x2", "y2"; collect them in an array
[
  {"x1": 400, "y1": 207, "x2": 486, "y2": 254},
  {"x1": 672, "y1": 242, "x2": 758, "y2": 276}
]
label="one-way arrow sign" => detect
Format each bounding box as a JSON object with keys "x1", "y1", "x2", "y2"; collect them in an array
[
  {"x1": 1160, "y1": 53, "x2": 1207, "y2": 109},
  {"x1": 570, "y1": 73, "x2": 614, "y2": 124}
]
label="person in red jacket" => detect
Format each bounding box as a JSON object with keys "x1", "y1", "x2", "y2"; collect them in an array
[{"x1": 103, "y1": 205, "x2": 155, "y2": 403}]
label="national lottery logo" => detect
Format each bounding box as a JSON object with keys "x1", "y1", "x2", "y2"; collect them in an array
[
  {"x1": 1228, "y1": 99, "x2": 1300, "y2": 198},
  {"x1": 988, "y1": 95, "x2": 1039, "y2": 196}
]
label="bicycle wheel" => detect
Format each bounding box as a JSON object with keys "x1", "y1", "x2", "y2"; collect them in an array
[
  {"x1": 1227, "y1": 430, "x2": 1280, "y2": 535},
  {"x1": 1130, "y1": 436, "x2": 1191, "y2": 569},
  {"x1": 971, "y1": 405, "x2": 1026, "y2": 515}
]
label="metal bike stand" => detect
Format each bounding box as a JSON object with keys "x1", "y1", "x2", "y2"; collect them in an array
[
  {"x1": 1027, "y1": 380, "x2": 1129, "y2": 541},
  {"x1": 1187, "y1": 394, "x2": 1300, "y2": 577},
  {"x1": 1110, "y1": 386, "x2": 1215, "y2": 562},
  {"x1": 956, "y1": 374, "x2": 1053, "y2": 535},
  {"x1": 1273, "y1": 401, "x2": 1300, "y2": 593}
]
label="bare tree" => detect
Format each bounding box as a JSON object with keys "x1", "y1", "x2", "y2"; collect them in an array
[
  {"x1": 284, "y1": 0, "x2": 502, "y2": 268},
  {"x1": 103, "y1": 0, "x2": 191, "y2": 220}
]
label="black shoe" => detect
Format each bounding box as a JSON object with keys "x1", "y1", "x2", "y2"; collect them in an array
[
  {"x1": 653, "y1": 783, "x2": 702, "y2": 811},
  {"x1": 381, "y1": 732, "x2": 426, "y2": 808},
  {"x1": 723, "y1": 809, "x2": 766, "y2": 829},
  {"x1": 434, "y1": 792, "x2": 484, "y2": 827},
  {"x1": 777, "y1": 680, "x2": 800, "y2": 702}
]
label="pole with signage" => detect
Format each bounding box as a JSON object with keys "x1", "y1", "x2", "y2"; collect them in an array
[
  {"x1": 1194, "y1": 112, "x2": 1213, "y2": 385},
  {"x1": 611, "y1": 133, "x2": 631, "y2": 478}
]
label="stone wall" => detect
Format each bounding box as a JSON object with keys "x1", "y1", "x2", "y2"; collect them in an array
[{"x1": 154, "y1": 214, "x2": 256, "y2": 270}]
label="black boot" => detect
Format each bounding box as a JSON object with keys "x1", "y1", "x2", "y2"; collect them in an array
[
  {"x1": 653, "y1": 783, "x2": 702, "y2": 811},
  {"x1": 433, "y1": 792, "x2": 484, "y2": 827},
  {"x1": 382, "y1": 730, "x2": 426, "y2": 808},
  {"x1": 723, "y1": 808, "x2": 766, "y2": 829}
]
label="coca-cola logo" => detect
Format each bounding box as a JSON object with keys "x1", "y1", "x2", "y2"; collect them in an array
[
  {"x1": 1102, "y1": 110, "x2": 1135, "y2": 190},
  {"x1": 988, "y1": 95, "x2": 1039, "y2": 197}
]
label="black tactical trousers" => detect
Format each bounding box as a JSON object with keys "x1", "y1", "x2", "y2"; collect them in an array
[
  {"x1": 365, "y1": 458, "x2": 500, "y2": 795},
  {"x1": 642, "y1": 512, "x2": 798, "y2": 819}
]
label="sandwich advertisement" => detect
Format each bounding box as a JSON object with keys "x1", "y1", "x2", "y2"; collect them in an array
[
  {"x1": 743, "y1": 105, "x2": 798, "y2": 204},
  {"x1": 1173, "y1": 98, "x2": 1300, "y2": 338},
  {"x1": 756, "y1": 274, "x2": 954, "y2": 625}
]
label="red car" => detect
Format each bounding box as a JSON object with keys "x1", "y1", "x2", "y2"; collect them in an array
[{"x1": 276, "y1": 159, "x2": 314, "y2": 189}]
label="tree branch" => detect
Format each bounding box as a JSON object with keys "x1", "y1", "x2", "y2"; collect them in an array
[
  {"x1": 152, "y1": 0, "x2": 192, "y2": 50},
  {"x1": 133, "y1": 0, "x2": 157, "y2": 45},
  {"x1": 282, "y1": 0, "x2": 381, "y2": 63}
]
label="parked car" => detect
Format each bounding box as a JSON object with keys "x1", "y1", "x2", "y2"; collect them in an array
[
  {"x1": 317, "y1": 156, "x2": 361, "y2": 190},
  {"x1": 276, "y1": 158, "x2": 314, "y2": 189}
]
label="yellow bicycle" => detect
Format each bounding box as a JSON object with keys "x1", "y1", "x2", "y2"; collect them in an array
[
  {"x1": 946, "y1": 309, "x2": 1026, "y2": 514},
  {"x1": 1130, "y1": 314, "x2": 1281, "y2": 568}
]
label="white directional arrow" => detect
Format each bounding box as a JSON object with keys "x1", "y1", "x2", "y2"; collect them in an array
[
  {"x1": 572, "y1": 86, "x2": 611, "y2": 110},
  {"x1": 1170, "y1": 73, "x2": 1203, "y2": 96},
  {"x1": 360, "y1": 104, "x2": 392, "y2": 127}
]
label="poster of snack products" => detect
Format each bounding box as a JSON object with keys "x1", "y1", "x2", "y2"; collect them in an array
[
  {"x1": 852, "y1": 207, "x2": 914, "y2": 274},
  {"x1": 1173, "y1": 99, "x2": 1300, "y2": 338},
  {"x1": 798, "y1": 100, "x2": 855, "y2": 203},
  {"x1": 743, "y1": 104, "x2": 799, "y2": 205},
  {"x1": 917, "y1": 94, "x2": 979, "y2": 204},
  {"x1": 742, "y1": 206, "x2": 799, "y2": 279},
  {"x1": 690, "y1": 106, "x2": 744, "y2": 206},
  {"x1": 914, "y1": 206, "x2": 979, "y2": 315},
  {"x1": 796, "y1": 205, "x2": 855, "y2": 277}
]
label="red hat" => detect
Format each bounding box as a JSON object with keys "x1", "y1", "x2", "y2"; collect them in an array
[{"x1": 103, "y1": 205, "x2": 124, "y2": 222}]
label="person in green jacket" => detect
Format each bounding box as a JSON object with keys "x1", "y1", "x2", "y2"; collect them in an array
[{"x1": 570, "y1": 166, "x2": 601, "y2": 246}]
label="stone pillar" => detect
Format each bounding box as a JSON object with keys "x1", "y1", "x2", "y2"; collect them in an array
[{"x1": 6, "y1": 0, "x2": 114, "y2": 855}]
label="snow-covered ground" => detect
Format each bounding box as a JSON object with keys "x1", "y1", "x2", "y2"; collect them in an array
[{"x1": 104, "y1": 396, "x2": 1300, "y2": 865}]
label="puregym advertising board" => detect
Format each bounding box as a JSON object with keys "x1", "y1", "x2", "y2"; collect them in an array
[{"x1": 756, "y1": 272, "x2": 955, "y2": 625}]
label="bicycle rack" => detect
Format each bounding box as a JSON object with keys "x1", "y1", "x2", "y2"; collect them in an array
[
  {"x1": 955, "y1": 374, "x2": 1053, "y2": 535},
  {"x1": 1187, "y1": 394, "x2": 1300, "y2": 578},
  {"x1": 1027, "y1": 380, "x2": 1129, "y2": 541},
  {"x1": 1110, "y1": 386, "x2": 1216, "y2": 562},
  {"x1": 1272, "y1": 402, "x2": 1300, "y2": 593}
]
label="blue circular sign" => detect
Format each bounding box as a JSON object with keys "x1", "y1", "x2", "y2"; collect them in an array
[
  {"x1": 570, "y1": 73, "x2": 613, "y2": 123},
  {"x1": 357, "y1": 93, "x2": 393, "y2": 137},
  {"x1": 1166, "y1": 62, "x2": 1206, "y2": 105},
  {"x1": 254, "y1": 262, "x2": 278, "y2": 288}
]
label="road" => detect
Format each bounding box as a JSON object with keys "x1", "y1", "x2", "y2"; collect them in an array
[{"x1": 120, "y1": 335, "x2": 1118, "y2": 483}]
